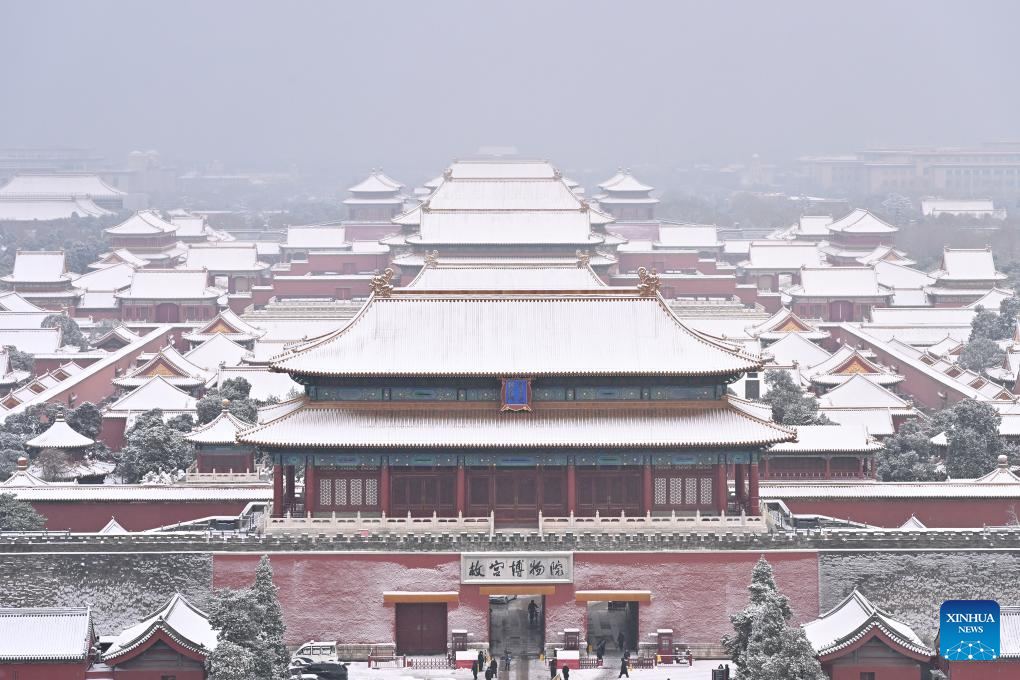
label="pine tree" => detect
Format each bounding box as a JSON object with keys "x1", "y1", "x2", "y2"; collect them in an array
[
  {"x1": 0, "y1": 493, "x2": 46, "y2": 530},
  {"x1": 252, "y1": 555, "x2": 289, "y2": 679},
  {"x1": 207, "y1": 640, "x2": 257, "y2": 680}
]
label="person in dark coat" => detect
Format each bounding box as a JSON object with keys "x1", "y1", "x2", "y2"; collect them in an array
[
  {"x1": 549, "y1": 657, "x2": 557, "y2": 678},
  {"x1": 488, "y1": 658, "x2": 498, "y2": 678},
  {"x1": 617, "y1": 654, "x2": 629, "y2": 678},
  {"x1": 596, "y1": 639, "x2": 607, "y2": 662},
  {"x1": 471, "y1": 659, "x2": 479, "y2": 680},
  {"x1": 617, "y1": 631, "x2": 626, "y2": 652},
  {"x1": 484, "y1": 663, "x2": 493, "y2": 680},
  {"x1": 562, "y1": 665, "x2": 570, "y2": 680}
]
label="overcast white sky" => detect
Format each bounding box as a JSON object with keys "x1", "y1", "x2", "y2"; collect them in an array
[{"x1": 1, "y1": 0, "x2": 1018, "y2": 179}]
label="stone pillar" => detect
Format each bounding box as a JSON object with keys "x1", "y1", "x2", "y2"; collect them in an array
[
  {"x1": 456, "y1": 463, "x2": 466, "y2": 515},
  {"x1": 642, "y1": 461, "x2": 653, "y2": 515},
  {"x1": 380, "y1": 462, "x2": 390, "y2": 515},
  {"x1": 566, "y1": 461, "x2": 576, "y2": 515},
  {"x1": 272, "y1": 462, "x2": 284, "y2": 517},
  {"x1": 305, "y1": 457, "x2": 316, "y2": 516},
  {"x1": 748, "y1": 459, "x2": 760, "y2": 513}
]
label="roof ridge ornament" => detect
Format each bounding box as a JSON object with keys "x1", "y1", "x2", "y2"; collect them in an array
[
  {"x1": 576, "y1": 250, "x2": 591, "y2": 268},
  {"x1": 423, "y1": 250, "x2": 439, "y2": 268},
  {"x1": 637, "y1": 267, "x2": 661, "y2": 297},
  {"x1": 371, "y1": 268, "x2": 395, "y2": 298}
]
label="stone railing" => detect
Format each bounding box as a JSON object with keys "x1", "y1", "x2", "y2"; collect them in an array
[
  {"x1": 184, "y1": 469, "x2": 269, "y2": 485},
  {"x1": 539, "y1": 510, "x2": 766, "y2": 535},
  {"x1": 264, "y1": 509, "x2": 765, "y2": 535}
]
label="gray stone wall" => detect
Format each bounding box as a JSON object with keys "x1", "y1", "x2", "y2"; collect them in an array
[
  {"x1": 0, "y1": 552, "x2": 213, "y2": 635},
  {"x1": 819, "y1": 550, "x2": 1020, "y2": 645}
]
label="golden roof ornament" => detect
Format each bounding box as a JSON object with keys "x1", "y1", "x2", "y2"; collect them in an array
[
  {"x1": 423, "y1": 250, "x2": 439, "y2": 268},
  {"x1": 576, "y1": 250, "x2": 591, "y2": 268},
  {"x1": 371, "y1": 268, "x2": 395, "y2": 298},
  {"x1": 637, "y1": 266, "x2": 661, "y2": 297}
]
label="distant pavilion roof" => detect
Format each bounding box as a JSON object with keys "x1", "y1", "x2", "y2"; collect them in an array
[
  {"x1": 788, "y1": 267, "x2": 891, "y2": 298},
  {"x1": 269, "y1": 292, "x2": 764, "y2": 378},
  {"x1": 826, "y1": 208, "x2": 898, "y2": 235},
  {"x1": 768, "y1": 424, "x2": 883, "y2": 454},
  {"x1": 105, "y1": 375, "x2": 199, "y2": 414},
  {"x1": 182, "y1": 308, "x2": 264, "y2": 343},
  {"x1": 116, "y1": 269, "x2": 218, "y2": 301},
  {"x1": 931, "y1": 247, "x2": 1008, "y2": 283},
  {"x1": 803, "y1": 590, "x2": 931, "y2": 661},
  {"x1": 816, "y1": 374, "x2": 913, "y2": 412},
  {"x1": 25, "y1": 416, "x2": 94, "y2": 450},
  {"x1": 184, "y1": 243, "x2": 269, "y2": 273},
  {"x1": 1, "y1": 250, "x2": 72, "y2": 284},
  {"x1": 0, "y1": 197, "x2": 110, "y2": 221},
  {"x1": 105, "y1": 210, "x2": 177, "y2": 236},
  {"x1": 746, "y1": 308, "x2": 829, "y2": 342},
  {"x1": 185, "y1": 410, "x2": 251, "y2": 445},
  {"x1": 805, "y1": 346, "x2": 904, "y2": 387},
  {"x1": 0, "y1": 173, "x2": 125, "y2": 201},
  {"x1": 112, "y1": 345, "x2": 210, "y2": 389},
  {"x1": 347, "y1": 170, "x2": 404, "y2": 194}
]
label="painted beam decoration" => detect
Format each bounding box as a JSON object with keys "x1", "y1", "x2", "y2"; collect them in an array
[{"x1": 461, "y1": 552, "x2": 573, "y2": 584}]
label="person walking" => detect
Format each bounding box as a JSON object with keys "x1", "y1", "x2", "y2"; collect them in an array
[
  {"x1": 617, "y1": 653, "x2": 629, "y2": 679},
  {"x1": 562, "y1": 665, "x2": 570, "y2": 680},
  {"x1": 549, "y1": 657, "x2": 557, "y2": 678},
  {"x1": 617, "y1": 631, "x2": 626, "y2": 652},
  {"x1": 596, "y1": 639, "x2": 607, "y2": 663},
  {"x1": 484, "y1": 660, "x2": 493, "y2": 680},
  {"x1": 528, "y1": 599, "x2": 539, "y2": 626},
  {"x1": 471, "y1": 658, "x2": 479, "y2": 680},
  {"x1": 489, "y1": 657, "x2": 498, "y2": 679}
]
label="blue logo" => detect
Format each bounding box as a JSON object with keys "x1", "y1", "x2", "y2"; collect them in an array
[{"x1": 940, "y1": 600, "x2": 1000, "y2": 661}]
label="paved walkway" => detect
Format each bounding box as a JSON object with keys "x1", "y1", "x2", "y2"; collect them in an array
[{"x1": 349, "y1": 659, "x2": 728, "y2": 680}]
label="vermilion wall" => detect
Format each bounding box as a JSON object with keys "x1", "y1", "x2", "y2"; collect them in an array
[
  {"x1": 285, "y1": 253, "x2": 390, "y2": 276},
  {"x1": 0, "y1": 662, "x2": 87, "y2": 679},
  {"x1": 213, "y1": 551, "x2": 819, "y2": 647},
  {"x1": 779, "y1": 498, "x2": 1016, "y2": 528},
  {"x1": 828, "y1": 663, "x2": 919, "y2": 680},
  {"x1": 942, "y1": 661, "x2": 1020, "y2": 679},
  {"x1": 616, "y1": 251, "x2": 700, "y2": 273},
  {"x1": 32, "y1": 500, "x2": 255, "y2": 532}
]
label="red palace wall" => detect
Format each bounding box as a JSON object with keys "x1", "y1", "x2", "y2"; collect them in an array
[
  {"x1": 616, "y1": 252, "x2": 700, "y2": 273},
  {"x1": 828, "y1": 664, "x2": 919, "y2": 680},
  {"x1": 780, "y1": 498, "x2": 1016, "y2": 528},
  {"x1": 942, "y1": 661, "x2": 1020, "y2": 679},
  {"x1": 0, "y1": 662, "x2": 87, "y2": 680},
  {"x1": 32, "y1": 500, "x2": 255, "y2": 532},
  {"x1": 285, "y1": 253, "x2": 390, "y2": 276},
  {"x1": 344, "y1": 223, "x2": 402, "y2": 241},
  {"x1": 213, "y1": 551, "x2": 819, "y2": 647},
  {"x1": 267, "y1": 275, "x2": 376, "y2": 300}
]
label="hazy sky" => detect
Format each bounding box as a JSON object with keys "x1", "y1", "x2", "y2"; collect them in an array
[{"x1": 2, "y1": 1, "x2": 1019, "y2": 180}]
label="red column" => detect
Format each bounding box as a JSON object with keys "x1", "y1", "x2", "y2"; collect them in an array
[
  {"x1": 380, "y1": 463, "x2": 390, "y2": 515},
  {"x1": 566, "y1": 461, "x2": 576, "y2": 515},
  {"x1": 642, "y1": 461, "x2": 653, "y2": 515},
  {"x1": 715, "y1": 463, "x2": 728, "y2": 514},
  {"x1": 735, "y1": 464, "x2": 746, "y2": 506},
  {"x1": 285, "y1": 464, "x2": 296, "y2": 513},
  {"x1": 305, "y1": 458, "x2": 316, "y2": 516},
  {"x1": 272, "y1": 463, "x2": 284, "y2": 517},
  {"x1": 748, "y1": 461, "x2": 760, "y2": 513},
  {"x1": 858, "y1": 457, "x2": 865, "y2": 479},
  {"x1": 824, "y1": 457, "x2": 832, "y2": 480},
  {"x1": 456, "y1": 464, "x2": 466, "y2": 516}
]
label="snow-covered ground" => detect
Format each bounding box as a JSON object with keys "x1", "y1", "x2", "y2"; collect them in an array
[{"x1": 347, "y1": 659, "x2": 729, "y2": 680}]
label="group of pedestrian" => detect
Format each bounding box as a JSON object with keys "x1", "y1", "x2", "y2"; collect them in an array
[
  {"x1": 548, "y1": 658, "x2": 572, "y2": 680},
  {"x1": 471, "y1": 650, "x2": 500, "y2": 680}
]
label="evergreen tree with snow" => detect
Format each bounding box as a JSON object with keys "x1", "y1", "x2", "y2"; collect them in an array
[
  {"x1": 0, "y1": 493, "x2": 45, "y2": 530},
  {"x1": 207, "y1": 640, "x2": 257, "y2": 680},
  {"x1": 252, "y1": 555, "x2": 289, "y2": 679},
  {"x1": 762, "y1": 371, "x2": 831, "y2": 426}
]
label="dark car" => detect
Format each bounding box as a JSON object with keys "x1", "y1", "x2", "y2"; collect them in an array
[{"x1": 301, "y1": 661, "x2": 349, "y2": 680}]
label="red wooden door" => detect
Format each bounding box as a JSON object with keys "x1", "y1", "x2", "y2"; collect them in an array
[
  {"x1": 829, "y1": 300, "x2": 855, "y2": 321},
  {"x1": 155, "y1": 303, "x2": 180, "y2": 322},
  {"x1": 395, "y1": 603, "x2": 447, "y2": 654},
  {"x1": 492, "y1": 469, "x2": 540, "y2": 522}
]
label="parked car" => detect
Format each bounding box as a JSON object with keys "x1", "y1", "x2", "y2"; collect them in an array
[
  {"x1": 300, "y1": 661, "x2": 348, "y2": 680},
  {"x1": 292, "y1": 640, "x2": 339, "y2": 663}
]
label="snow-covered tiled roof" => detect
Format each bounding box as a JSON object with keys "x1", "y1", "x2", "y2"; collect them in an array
[
  {"x1": 92, "y1": 249, "x2": 150, "y2": 269},
  {"x1": 855, "y1": 245, "x2": 914, "y2": 267},
  {"x1": 0, "y1": 328, "x2": 62, "y2": 354},
  {"x1": 934, "y1": 247, "x2": 1007, "y2": 282},
  {"x1": 743, "y1": 242, "x2": 825, "y2": 270},
  {"x1": 3, "y1": 250, "x2": 70, "y2": 284},
  {"x1": 105, "y1": 210, "x2": 176, "y2": 236},
  {"x1": 805, "y1": 346, "x2": 903, "y2": 387},
  {"x1": 764, "y1": 333, "x2": 832, "y2": 368},
  {"x1": 0, "y1": 292, "x2": 43, "y2": 312},
  {"x1": 256, "y1": 396, "x2": 305, "y2": 424},
  {"x1": 921, "y1": 198, "x2": 996, "y2": 216},
  {"x1": 408, "y1": 210, "x2": 603, "y2": 246},
  {"x1": 99, "y1": 517, "x2": 129, "y2": 534},
  {"x1": 0, "y1": 197, "x2": 111, "y2": 221},
  {"x1": 213, "y1": 365, "x2": 302, "y2": 401},
  {"x1": 425, "y1": 178, "x2": 583, "y2": 211},
  {"x1": 789, "y1": 267, "x2": 889, "y2": 298},
  {"x1": 348, "y1": 170, "x2": 403, "y2": 194},
  {"x1": 284, "y1": 226, "x2": 348, "y2": 250},
  {"x1": 803, "y1": 590, "x2": 929, "y2": 659},
  {"x1": 73, "y1": 262, "x2": 135, "y2": 292},
  {"x1": 598, "y1": 169, "x2": 653, "y2": 193},
  {"x1": 869, "y1": 306, "x2": 975, "y2": 326},
  {"x1": 183, "y1": 334, "x2": 251, "y2": 372},
  {"x1": 184, "y1": 244, "x2": 268, "y2": 272},
  {"x1": 103, "y1": 593, "x2": 217, "y2": 663},
  {"x1": 184, "y1": 410, "x2": 251, "y2": 445},
  {"x1": 0, "y1": 173, "x2": 124, "y2": 200},
  {"x1": 817, "y1": 374, "x2": 912, "y2": 410},
  {"x1": 826, "y1": 209, "x2": 898, "y2": 234},
  {"x1": 817, "y1": 407, "x2": 896, "y2": 437},
  {"x1": 657, "y1": 225, "x2": 720, "y2": 249},
  {"x1": 402, "y1": 259, "x2": 607, "y2": 291},
  {"x1": 968, "y1": 287, "x2": 1016, "y2": 310},
  {"x1": 270, "y1": 294, "x2": 762, "y2": 378},
  {"x1": 899, "y1": 515, "x2": 927, "y2": 530},
  {"x1": 874, "y1": 260, "x2": 935, "y2": 290},
  {"x1": 183, "y1": 308, "x2": 264, "y2": 343},
  {"x1": 448, "y1": 160, "x2": 557, "y2": 180},
  {"x1": 117, "y1": 269, "x2": 217, "y2": 300},
  {"x1": 794, "y1": 215, "x2": 833, "y2": 236},
  {"x1": 113, "y1": 345, "x2": 210, "y2": 388},
  {"x1": 105, "y1": 375, "x2": 199, "y2": 413},
  {"x1": 25, "y1": 416, "x2": 94, "y2": 449},
  {"x1": 0, "y1": 607, "x2": 93, "y2": 662},
  {"x1": 238, "y1": 402, "x2": 794, "y2": 449},
  {"x1": 747, "y1": 308, "x2": 829, "y2": 342},
  {"x1": 169, "y1": 212, "x2": 208, "y2": 237},
  {"x1": 0, "y1": 312, "x2": 51, "y2": 329},
  {"x1": 769, "y1": 424, "x2": 882, "y2": 454}
]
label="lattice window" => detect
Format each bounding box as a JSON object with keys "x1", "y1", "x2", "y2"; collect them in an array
[
  {"x1": 336, "y1": 479, "x2": 347, "y2": 506},
  {"x1": 684, "y1": 477, "x2": 697, "y2": 505},
  {"x1": 319, "y1": 478, "x2": 333, "y2": 506},
  {"x1": 365, "y1": 479, "x2": 379, "y2": 506},
  {"x1": 654, "y1": 478, "x2": 667, "y2": 505},
  {"x1": 669, "y1": 478, "x2": 683, "y2": 505},
  {"x1": 699, "y1": 478, "x2": 713, "y2": 505},
  {"x1": 350, "y1": 478, "x2": 363, "y2": 506}
]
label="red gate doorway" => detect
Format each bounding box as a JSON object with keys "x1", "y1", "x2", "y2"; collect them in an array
[
  {"x1": 395, "y1": 603, "x2": 448, "y2": 654},
  {"x1": 154, "y1": 303, "x2": 180, "y2": 323}
]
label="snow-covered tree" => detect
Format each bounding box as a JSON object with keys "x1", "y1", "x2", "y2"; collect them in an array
[
  {"x1": 116, "y1": 409, "x2": 195, "y2": 483},
  {"x1": 958, "y1": 336, "x2": 1005, "y2": 374},
  {"x1": 197, "y1": 377, "x2": 258, "y2": 424},
  {"x1": 42, "y1": 314, "x2": 89, "y2": 350},
  {"x1": 207, "y1": 640, "x2": 257, "y2": 680},
  {"x1": 970, "y1": 307, "x2": 1008, "y2": 342},
  {"x1": 762, "y1": 371, "x2": 831, "y2": 426},
  {"x1": 0, "y1": 493, "x2": 45, "y2": 530},
  {"x1": 724, "y1": 557, "x2": 824, "y2": 680},
  {"x1": 876, "y1": 420, "x2": 947, "y2": 482},
  {"x1": 941, "y1": 399, "x2": 1003, "y2": 478},
  {"x1": 252, "y1": 556, "x2": 288, "y2": 679}
]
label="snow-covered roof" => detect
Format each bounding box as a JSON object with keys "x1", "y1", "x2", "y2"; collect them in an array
[
  {"x1": 0, "y1": 328, "x2": 62, "y2": 354},
  {"x1": 270, "y1": 293, "x2": 762, "y2": 378},
  {"x1": 789, "y1": 267, "x2": 889, "y2": 298},
  {"x1": 817, "y1": 407, "x2": 896, "y2": 437},
  {"x1": 921, "y1": 198, "x2": 996, "y2": 216},
  {"x1": 806, "y1": 346, "x2": 903, "y2": 387},
  {"x1": 105, "y1": 210, "x2": 177, "y2": 236},
  {"x1": 117, "y1": 270, "x2": 217, "y2": 300},
  {"x1": 256, "y1": 396, "x2": 305, "y2": 424},
  {"x1": 0, "y1": 607, "x2": 93, "y2": 662},
  {"x1": 25, "y1": 416, "x2": 94, "y2": 449},
  {"x1": 284, "y1": 226, "x2": 348, "y2": 250},
  {"x1": 764, "y1": 333, "x2": 832, "y2": 367},
  {"x1": 743, "y1": 242, "x2": 825, "y2": 270},
  {"x1": 747, "y1": 308, "x2": 829, "y2": 342},
  {"x1": 803, "y1": 590, "x2": 930, "y2": 659},
  {"x1": 3, "y1": 250, "x2": 70, "y2": 284},
  {"x1": 598, "y1": 169, "x2": 653, "y2": 193},
  {"x1": 0, "y1": 312, "x2": 51, "y2": 329},
  {"x1": 73, "y1": 262, "x2": 135, "y2": 292},
  {"x1": 213, "y1": 365, "x2": 302, "y2": 401},
  {"x1": 0, "y1": 173, "x2": 125, "y2": 200},
  {"x1": 873, "y1": 260, "x2": 935, "y2": 290},
  {"x1": 92, "y1": 249, "x2": 150, "y2": 269},
  {"x1": 826, "y1": 209, "x2": 898, "y2": 234},
  {"x1": 856, "y1": 245, "x2": 915, "y2": 267},
  {"x1": 425, "y1": 177, "x2": 583, "y2": 211},
  {"x1": 794, "y1": 215, "x2": 833, "y2": 236},
  {"x1": 817, "y1": 374, "x2": 912, "y2": 410},
  {"x1": 968, "y1": 287, "x2": 1015, "y2": 310},
  {"x1": 402, "y1": 259, "x2": 607, "y2": 291},
  {"x1": 769, "y1": 424, "x2": 882, "y2": 454},
  {"x1": 238, "y1": 401, "x2": 794, "y2": 449},
  {"x1": 169, "y1": 213, "x2": 208, "y2": 238},
  {"x1": 183, "y1": 308, "x2": 264, "y2": 343},
  {"x1": 348, "y1": 170, "x2": 404, "y2": 194},
  {"x1": 105, "y1": 375, "x2": 199, "y2": 413},
  {"x1": 184, "y1": 410, "x2": 251, "y2": 445},
  {"x1": 0, "y1": 292, "x2": 43, "y2": 312},
  {"x1": 184, "y1": 244, "x2": 267, "y2": 272},
  {"x1": 869, "y1": 307, "x2": 975, "y2": 326},
  {"x1": 972, "y1": 456, "x2": 1020, "y2": 483},
  {"x1": 113, "y1": 345, "x2": 210, "y2": 388},
  {"x1": 102, "y1": 593, "x2": 216, "y2": 663},
  {"x1": 99, "y1": 517, "x2": 129, "y2": 534},
  {"x1": 657, "y1": 225, "x2": 720, "y2": 249},
  {"x1": 933, "y1": 247, "x2": 1007, "y2": 282},
  {"x1": 408, "y1": 210, "x2": 602, "y2": 246},
  {"x1": 0, "y1": 197, "x2": 110, "y2": 221},
  {"x1": 183, "y1": 334, "x2": 251, "y2": 372},
  {"x1": 448, "y1": 160, "x2": 557, "y2": 180}
]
